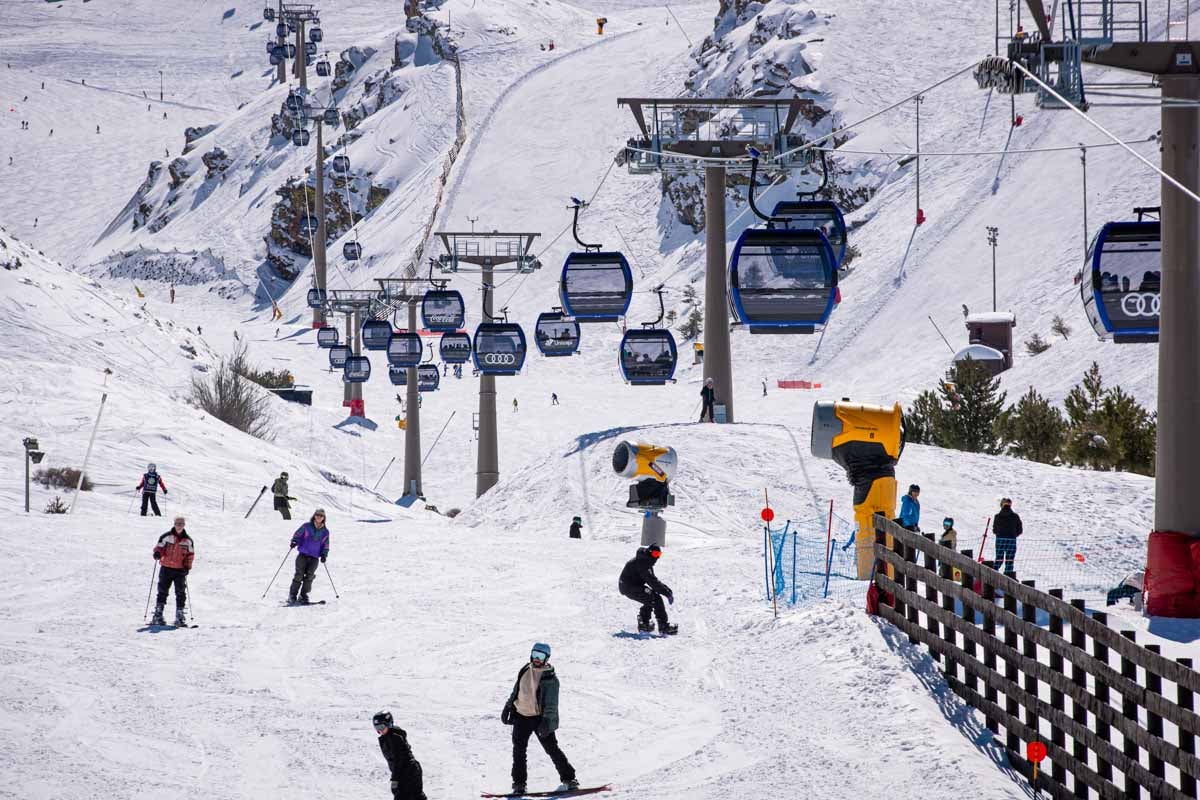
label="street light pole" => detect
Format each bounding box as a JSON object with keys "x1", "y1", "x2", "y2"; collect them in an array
[{"x1": 986, "y1": 225, "x2": 999, "y2": 312}]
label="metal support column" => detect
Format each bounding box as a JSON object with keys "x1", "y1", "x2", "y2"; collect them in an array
[
  {"x1": 403, "y1": 299, "x2": 422, "y2": 497},
  {"x1": 294, "y1": 21, "x2": 307, "y2": 90},
  {"x1": 476, "y1": 266, "x2": 499, "y2": 496},
  {"x1": 351, "y1": 309, "x2": 363, "y2": 415},
  {"x1": 312, "y1": 120, "x2": 327, "y2": 328},
  {"x1": 24, "y1": 448, "x2": 31, "y2": 514},
  {"x1": 343, "y1": 313, "x2": 352, "y2": 407},
  {"x1": 275, "y1": 0, "x2": 286, "y2": 84},
  {"x1": 1155, "y1": 75, "x2": 1200, "y2": 533},
  {"x1": 702, "y1": 165, "x2": 734, "y2": 422}
]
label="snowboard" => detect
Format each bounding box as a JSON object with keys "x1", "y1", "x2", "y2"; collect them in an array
[
  {"x1": 613, "y1": 630, "x2": 669, "y2": 640},
  {"x1": 481, "y1": 784, "x2": 612, "y2": 798}
]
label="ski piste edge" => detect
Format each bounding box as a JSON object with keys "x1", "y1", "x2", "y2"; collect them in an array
[{"x1": 481, "y1": 784, "x2": 612, "y2": 798}]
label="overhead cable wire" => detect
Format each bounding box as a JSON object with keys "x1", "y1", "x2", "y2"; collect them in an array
[{"x1": 804, "y1": 135, "x2": 1158, "y2": 158}]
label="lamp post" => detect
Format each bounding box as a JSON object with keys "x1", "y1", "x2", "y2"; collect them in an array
[
  {"x1": 986, "y1": 225, "x2": 999, "y2": 312},
  {"x1": 23, "y1": 437, "x2": 45, "y2": 513},
  {"x1": 159, "y1": 70, "x2": 163, "y2": 102}
]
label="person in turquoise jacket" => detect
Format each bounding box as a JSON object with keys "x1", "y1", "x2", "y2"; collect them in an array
[{"x1": 898, "y1": 484, "x2": 921, "y2": 531}]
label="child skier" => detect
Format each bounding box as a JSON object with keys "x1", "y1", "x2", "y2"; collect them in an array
[
  {"x1": 940, "y1": 517, "x2": 961, "y2": 582},
  {"x1": 136, "y1": 463, "x2": 168, "y2": 516},
  {"x1": 288, "y1": 509, "x2": 329, "y2": 604},
  {"x1": 501, "y1": 643, "x2": 579, "y2": 795},
  {"x1": 618, "y1": 543, "x2": 677, "y2": 634},
  {"x1": 568, "y1": 516, "x2": 582, "y2": 539},
  {"x1": 373, "y1": 711, "x2": 426, "y2": 800},
  {"x1": 151, "y1": 516, "x2": 194, "y2": 626}
]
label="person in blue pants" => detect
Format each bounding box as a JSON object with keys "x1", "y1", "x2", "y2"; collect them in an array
[{"x1": 992, "y1": 497, "x2": 1023, "y2": 578}]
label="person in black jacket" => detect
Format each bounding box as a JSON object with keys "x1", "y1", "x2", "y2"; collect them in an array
[
  {"x1": 568, "y1": 516, "x2": 582, "y2": 539},
  {"x1": 501, "y1": 643, "x2": 578, "y2": 795},
  {"x1": 618, "y1": 544, "x2": 677, "y2": 634},
  {"x1": 699, "y1": 378, "x2": 715, "y2": 422},
  {"x1": 992, "y1": 497, "x2": 1023, "y2": 578},
  {"x1": 373, "y1": 711, "x2": 426, "y2": 800}
]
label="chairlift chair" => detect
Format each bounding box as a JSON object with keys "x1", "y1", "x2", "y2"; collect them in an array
[
  {"x1": 361, "y1": 319, "x2": 393, "y2": 351},
  {"x1": 534, "y1": 310, "x2": 581, "y2": 357},
  {"x1": 316, "y1": 326, "x2": 339, "y2": 348},
  {"x1": 416, "y1": 364, "x2": 440, "y2": 392},
  {"x1": 421, "y1": 289, "x2": 466, "y2": 331},
  {"x1": 343, "y1": 355, "x2": 371, "y2": 383},
  {"x1": 1082, "y1": 219, "x2": 1161, "y2": 343},
  {"x1": 473, "y1": 322, "x2": 527, "y2": 376},
  {"x1": 328, "y1": 345, "x2": 351, "y2": 369},
  {"x1": 343, "y1": 241, "x2": 363, "y2": 261},
  {"x1": 386, "y1": 331, "x2": 423, "y2": 367},
  {"x1": 438, "y1": 331, "x2": 472, "y2": 364}
]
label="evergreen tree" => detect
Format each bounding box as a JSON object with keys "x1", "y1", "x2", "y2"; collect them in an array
[
  {"x1": 1024, "y1": 332, "x2": 1051, "y2": 355},
  {"x1": 1063, "y1": 362, "x2": 1108, "y2": 468},
  {"x1": 1051, "y1": 314, "x2": 1071, "y2": 339},
  {"x1": 937, "y1": 358, "x2": 1006, "y2": 454},
  {"x1": 1098, "y1": 386, "x2": 1156, "y2": 475},
  {"x1": 682, "y1": 284, "x2": 698, "y2": 306},
  {"x1": 904, "y1": 389, "x2": 942, "y2": 445},
  {"x1": 679, "y1": 307, "x2": 703, "y2": 340},
  {"x1": 998, "y1": 387, "x2": 1066, "y2": 464}
]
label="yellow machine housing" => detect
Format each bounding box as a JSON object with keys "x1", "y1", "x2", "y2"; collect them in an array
[
  {"x1": 612, "y1": 441, "x2": 677, "y2": 483},
  {"x1": 811, "y1": 400, "x2": 904, "y2": 579}
]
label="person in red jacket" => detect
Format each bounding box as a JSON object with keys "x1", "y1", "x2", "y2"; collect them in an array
[
  {"x1": 136, "y1": 463, "x2": 168, "y2": 517},
  {"x1": 151, "y1": 516, "x2": 195, "y2": 626}
]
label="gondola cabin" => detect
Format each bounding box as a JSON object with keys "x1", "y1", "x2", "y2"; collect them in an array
[
  {"x1": 343, "y1": 356, "x2": 371, "y2": 383},
  {"x1": 361, "y1": 319, "x2": 393, "y2": 351},
  {"x1": 328, "y1": 345, "x2": 351, "y2": 369},
  {"x1": 728, "y1": 228, "x2": 838, "y2": 333},
  {"x1": 964, "y1": 312, "x2": 1016, "y2": 370},
  {"x1": 306, "y1": 287, "x2": 327, "y2": 308},
  {"x1": 416, "y1": 364, "x2": 440, "y2": 392},
  {"x1": 304, "y1": 42, "x2": 317, "y2": 58},
  {"x1": 559, "y1": 251, "x2": 633, "y2": 322},
  {"x1": 292, "y1": 129, "x2": 310, "y2": 147},
  {"x1": 322, "y1": 108, "x2": 339, "y2": 126},
  {"x1": 285, "y1": 92, "x2": 305, "y2": 112},
  {"x1": 1082, "y1": 220, "x2": 1160, "y2": 343},
  {"x1": 275, "y1": 21, "x2": 287, "y2": 37},
  {"x1": 299, "y1": 215, "x2": 319, "y2": 235},
  {"x1": 343, "y1": 241, "x2": 362, "y2": 261},
  {"x1": 439, "y1": 332, "x2": 472, "y2": 364},
  {"x1": 771, "y1": 200, "x2": 848, "y2": 268},
  {"x1": 534, "y1": 311, "x2": 581, "y2": 357},
  {"x1": 473, "y1": 323, "x2": 527, "y2": 376},
  {"x1": 331, "y1": 155, "x2": 351, "y2": 173},
  {"x1": 421, "y1": 289, "x2": 466, "y2": 331},
  {"x1": 388, "y1": 364, "x2": 408, "y2": 386},
  {"x1": 269, "y1": 51, "x2": 283, "y2": 66},
  {"x1": 264, "y1": 6, "x2": 276, "y2": 20},
  {"x1": 309, "y1": 26, "x2": 323, "y2": 42},
  {"x1": 619, "y1": 329, "x2": 677, "y2": 385},
  {"x1": 316, "y1": 326, "x2": 339, "y2": 348},
  {"x1": 387, "y1": 332, "x2": 423, "y2": 367}
]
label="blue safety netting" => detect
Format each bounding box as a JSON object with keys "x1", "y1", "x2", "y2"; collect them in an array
[{"x1": 763, "y1": 512, "x2": 864, "y2": 606}]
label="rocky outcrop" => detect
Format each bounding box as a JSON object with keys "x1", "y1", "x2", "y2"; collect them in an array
[
  {"x1": 333, "y1": 46, "x2": 374, "y2": 93},
  {"x1": 168, "y1": 158, "x2": 192, "y2": 191},
  {"x1": 264, "y1": 175, "x2": 390, "y2": 278},
  {"x1": 183, "y1": 124, "x2": 218, "y2": 154},
  {"x1": 202, "y1": 147, "x2": 231, "y2": 180}
]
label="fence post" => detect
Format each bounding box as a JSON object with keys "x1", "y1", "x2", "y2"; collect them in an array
[
  {"x1": 1120, "y1": 630, "x2": 1140, "y2": 798},
  {"x1": 874, "y1": 523, "x2": 892, "y2": 607},
  {"x1": 981, "y1": 564, "x2": 999, "y2": 734},
  {"x1": 923, "y1": 533, "x2": 940, "y2": 661},
  {"x1": 1069, "y1": 599, "x2": 1090, "y2": 798},
  {"x1": 959, "y1": 549, "x2": 977, "y2": 694},
  {"x1": 1003, "y1": 589, "x2": 1021, "y2": 752},
  {"x1": 791, "y1": 529, "x2": 797, "y2": 605},
  {"x1": 1092, "y1": 611, "x2": 1114, "y2": 784},
  {"x1": 939, "y1": 544, "x2": 958, "y2": 684},
  {"x1": 892, "y1": 529, "x2": 908, "y2": 622},
  {"x1": 1144, "y1": 645, "x2": 1166, "y2": 786},
  {"x1": 1021, "y1": 581, "x2": 1040, "y2": 751},
  {"x1": 904, "y1": 539, "x2": 919, "y2": 636},
  {"x1": 1048, "y1": 589, "x2": 1067, "y2": 787},
  {"x1": 1178, "y1": 657, "x2": 1197, "y2": 798}
]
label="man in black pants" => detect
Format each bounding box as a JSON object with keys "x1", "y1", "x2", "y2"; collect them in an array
[
  {"x1": 699, "y1": 378, "x2": 715, "y2": 422},
  {"x1": 618, "y1": 543, "x2": 677, "y2": 634},
  {"x1": 373, "y1": 711, "x2": 426, "y2": 800},
  {"x1": 501, "y1": 643, "x2": 579, "y2": 795}
]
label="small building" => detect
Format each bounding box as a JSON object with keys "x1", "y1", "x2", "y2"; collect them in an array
[{"x1": 964, "y1": 312, "x2": 1016, "y2": 371}]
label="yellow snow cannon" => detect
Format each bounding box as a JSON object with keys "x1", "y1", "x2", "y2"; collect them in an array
[
  {"x1": 811, "y1": 400, "x2": 904, "y2": 579},
  {"x1": 613, "y1": 441, "x2": 676, "y2": 545}
]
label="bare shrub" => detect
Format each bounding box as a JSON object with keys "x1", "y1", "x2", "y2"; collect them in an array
[
  {"x1": 190, "y1": 344, "x2": 274, "y2": 440},
  {"x1": 34, "y1": 466, "x2": 93, "y2": 491}
]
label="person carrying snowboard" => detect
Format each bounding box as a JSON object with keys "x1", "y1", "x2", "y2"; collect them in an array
[
  {"x1": 699, "y1": 378, "x2": 715, "y2": 422},
  {"x1": 272, "y1": 471, "x2": 295, "y2": 520},
  {"x1": 501, "y1": 642, "x2": 579, "y2": 795},
  {"x1": 151, "y1": 515, "x2": 194, "y2": 626},
  {"x1": 992, "y1": 497, "x2": 1023, "y2": 578},
  {"x1": 373, "y1": 711, "x2": 426, "y2": 800},
  {"x1": 288, "y1": 509, "x2": 329, "y2": 605},
  {"x1": 568, "y1": 516, "x2": 582, "y2": 540},
  {"x1": 618, "y1": 543, "x2": 677, "y2": 635},
  {"x1": 136, "y1": 463, "x2": 168, "y2": 516},
  {"x1": 897, "y1": 484, "x2": 920, "y2": 531}
]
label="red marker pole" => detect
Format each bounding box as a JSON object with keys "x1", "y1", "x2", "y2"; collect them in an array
[
  {"x1": 762, "y1": 489, "x2": 777, "y2": 618},
  {"x1": 1026, "y1": 741, "x2": 1047, "y2": 783}
]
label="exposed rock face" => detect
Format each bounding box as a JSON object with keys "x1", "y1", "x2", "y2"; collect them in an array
[
  {"x1": 168, "y1": 158, "x2": 192, "y2": 191},
  {"x1": 130, "y1": 161, "x2": 164, "y2": 232},
  {"x1": 183, "y1": 124, "x2": 218, "y2": 154},
  {"x1": 264, "y1": 175, "x2": 390, "y2": 279},
  {"x1": 202, "y1": 147, "x2": 231, "y2": 180}
]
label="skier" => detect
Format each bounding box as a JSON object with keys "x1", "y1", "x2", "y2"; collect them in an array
[
  {"x1": 551, "y1": 392, "x2": 559, "y2": 406},
  {"x1": 513, "y1": 397, "x2": 519, "y2": 413},
  {"x1": 568, "y1": 516, "x2": 582, "y2": 539},
  {"x1": 897, "y1": 484, "x2": 920, "y2": 531},
  {"x1": 288, "y1": 508, "x2": 329, "y2": 604},
  {"x1": 150, "y1": 515, "x2": 194, "y2": 626},
  {"x1": 618, "y1": 543, "x2": 677, "y2": 634},
  {"x1": 699, "y1": 377, "x2": 715, "y2": 422},
  {"x1": 96, "y1": 124, "x2": 99, "y2": 134},
  {"x1": 992, "y1": 497, "x2": 1023, "y2": 578},
  {"x1": 136, "y1": 463, "x2": 168, "y2": 516},
  {"x1": 372, "y1": 711, "x2": 426, "y2": 800},
  {"x1": 170, "y1": 285, "x2": 175, "y2": 304},
  {"x1": 762, "y1": 378, "x2": 767, "y2": 397},
  {"x1": 272, "y1": 471, "x2": 294, "y2": 520},
  {"x1": 501, "y1": 642, "x2": 579, "y2": 795}
]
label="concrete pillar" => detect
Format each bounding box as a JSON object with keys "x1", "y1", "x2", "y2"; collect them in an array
[
  {"x1": 476, "y1": 266, "x2": 499, "y2": 497},
  {"x1": 702, "y1": 165, "x2": 734, "y2": 422},
  {"x1": 403, "y1": 299, "x2": 422, "y2": 497},
  {"x1": 312, "y1": 121, "x2": 327, "y2": 328},
  {"x1": 1154, "y1": 76, "x2": 1200, "y2": 533}
]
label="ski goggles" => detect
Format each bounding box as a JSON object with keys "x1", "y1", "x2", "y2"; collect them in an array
[
  {"x1": 373, "y1": 721, "x2": 388, "y2": 733},
  {"x1": 530, "y1": 651, "x2": 550, "y2": 664},
  {"x1": 648, "y1": 547, "x2": 662, "y2": 558}
]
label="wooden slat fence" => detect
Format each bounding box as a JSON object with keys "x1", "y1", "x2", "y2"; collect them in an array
[{"x1": 872, "y1": 514, "x2": 1200, "y2": 799}]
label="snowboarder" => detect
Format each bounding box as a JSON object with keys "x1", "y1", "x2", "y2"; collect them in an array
[
  {"x1": 373, "y1": 711, "x2": 426, "y2": 800},
  {"x1": 137, "y1": 463, "x2": 168, "y2": 516},
  {"x1": 618, "y1": 543, "x2": 677, "y2": 634},
  {"x1": 151, "y1": 515, "x2": 194, "y2": 626},
  {"x1": 992, "y1": 497, "x2": 1023, "y2": 578},
  {"x1": 699, "y1": 378, "x2": 715, "y2": 422},
  {"x1": 272, "y1": 471, "x2": 294, "y2": 520},
  {"x1": 897, "y1": 484, "x2": 920, "y2": 531},
  {"x1": 551, "y1": 393, "x2": 559, "y2": 406},
  {"x1": 762, "y1": 378, "x2": 767, "y2": 397},
  {"x1": 96, "y1": 124, "x2": 100, "y2": 134},
  {"x1": 501, "y1": 643, "x2": 579, "y2": 795},
  {"x1": 288, "y1": 508, "x2": 329, "y2": 604},
  {"x1": 568, "y1": 516, "x2": 582, "y2": 539}
]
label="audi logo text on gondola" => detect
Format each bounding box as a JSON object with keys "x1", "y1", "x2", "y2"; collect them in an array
[
  {"x1": 1120, "y1": 292, "x2": 1160, "y2": 317},
  {"x1": 481, "y1": 353, "x2": 518, "y2": 366}
]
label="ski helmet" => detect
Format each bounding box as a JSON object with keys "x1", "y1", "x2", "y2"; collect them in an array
[
  {"x1": 148, "y1": 463, "x2": 156, "y2": 472},
  {"x1": 943, "y1": 517, "x2": 954, "y2": 529},
  {"x1": 647, "y1": 543, "x2": 662, "y2": 558},
  {"x1": 372, "y1": 711, "x2": 392, "y2": 728},
  {"x1": 530, "y1": 642, "x2": 551, "y2": 662}
]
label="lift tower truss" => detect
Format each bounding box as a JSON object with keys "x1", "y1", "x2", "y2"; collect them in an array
[{"x1": 325, "y1": 290, "x2": 379, "y2": 418}]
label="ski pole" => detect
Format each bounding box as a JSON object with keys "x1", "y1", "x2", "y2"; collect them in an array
[
  {"x1": 323, "y1": 562, "x2": 340, "y2": 598},
  {"x1": 262, "y1": 546, "x2": 293, "y2": 598},
  {"x1": 143, "y1": 562, "x2": 158, "y2": 621},
  {"x1": 128, "y1": 492, "x2": 138, "y2": 515}
]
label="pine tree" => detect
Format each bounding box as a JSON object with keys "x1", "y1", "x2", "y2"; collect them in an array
[
  {"x1": 682, "y1": 284, "x2": 698, "y2": 306},
  {"x1": 904, "y1": 390, "x2": 943, "y2": 445},
  {"x1": 679, "y1": 307, "x2": 703, "y2": 340},
  {"x1": 1063, "y1": 362, "x2": 1108, "y2": 468},
  {"x1": 998, "y1": 387, "x2": 1066, "y2": 464},
  {"x1": 937, "y1": 358, "x2": 1006, "y2": 454},
  {"x1": 1024, "y1": 332, "x2": 1051, "y2": 355},
  {"x1": 1098, "y1": 387, "x2": 1156, "y2": 475},
  {"x1": 1051, "y1": 314, "x2": 1071, "y2": 339}
]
